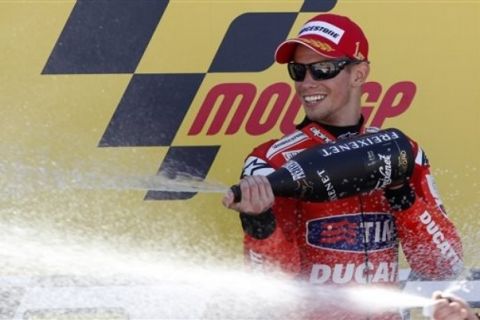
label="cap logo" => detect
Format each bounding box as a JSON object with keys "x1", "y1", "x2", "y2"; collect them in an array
[
  {"x1": 299, "y1": 21, "x2": 345, "y2": 45},
  {"x1": 353, "y1": 41, "x2": 365, "y2": 60},
  {"x1": 302, "y1": 38, "x2": 335, "y2": 52}
]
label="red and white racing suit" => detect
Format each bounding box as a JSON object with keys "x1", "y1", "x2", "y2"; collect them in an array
[{"x1": 238, "y1": 119, "x2": 463, "y2": 319}]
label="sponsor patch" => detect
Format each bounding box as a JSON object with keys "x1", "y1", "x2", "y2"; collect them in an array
[
  {"x1": 309, "y1": 261, "x2": 398, "y2": 284},
  {"x1": 282, "y1": 149, "x2": 304, "y2": 161},
  {"x1": 306, "y1": 213, "x2": 396, "y2": 252},
  {"x1": 299, "y1": 21, "x2": 345, "y2": 44},
  {"x1": 309, "y1": 127, "x2": 333, "y2": 143},
  {"x1": 302, "y1": 38, "x2": 335, "y2": 52},
  {"x1": 419, "y1": 211, "x2": 462, "y2": 269},
  {"x1": 267, "y1": 131, "x2": 309, "y2": 159}
]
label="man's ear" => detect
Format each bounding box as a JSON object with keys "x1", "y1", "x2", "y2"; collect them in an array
[{"x1": 351, "y1": 62, "x2": 370, "y2": 87}]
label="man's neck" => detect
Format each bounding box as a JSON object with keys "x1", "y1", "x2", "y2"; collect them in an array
[{"x1": 297, "y1": 116, "x2": 364, "y2": 138}]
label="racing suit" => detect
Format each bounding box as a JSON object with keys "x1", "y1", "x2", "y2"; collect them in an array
[{"x1": 238, "y1": 118, "x2": 463, "y2": 319}]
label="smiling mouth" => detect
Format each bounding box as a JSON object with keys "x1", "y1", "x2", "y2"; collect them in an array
[{"x1": 303, "y1": 94, "x2": 326, "y2": 105}]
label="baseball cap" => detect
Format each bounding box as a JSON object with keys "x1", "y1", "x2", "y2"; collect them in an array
[{"x1": 274, "y1": 13, "x2": 369, "y2": 63}]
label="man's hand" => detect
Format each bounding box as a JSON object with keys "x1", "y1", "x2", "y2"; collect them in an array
[
  {"x1": 222, "y1": 175, "x2": 274, "y2": 215},
  {"x1": 430, "y1": 291, "x2": 477, "y2": 320}
]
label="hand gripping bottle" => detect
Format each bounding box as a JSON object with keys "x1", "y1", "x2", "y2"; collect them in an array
[{"x1": 232, "y1": 128, "x2": 414, "y2": 202}]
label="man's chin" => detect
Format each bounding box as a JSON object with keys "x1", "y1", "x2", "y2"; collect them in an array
[{"x1": 304, "y1": 111, "x2": 328, "y2": 123}]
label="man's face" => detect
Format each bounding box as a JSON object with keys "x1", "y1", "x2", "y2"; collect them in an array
[{"x1": 292, "y1": 45, "x2": 358, "y2": 126}]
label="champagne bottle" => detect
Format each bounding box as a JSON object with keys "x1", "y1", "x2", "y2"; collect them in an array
[{"x1": 232, "y1": 128, "x2": 414, "y2": 202}]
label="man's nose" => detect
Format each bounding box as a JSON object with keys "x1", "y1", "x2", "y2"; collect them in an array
[{"x1": 300, "y1": 69, "x2": 318, "y2": 86}]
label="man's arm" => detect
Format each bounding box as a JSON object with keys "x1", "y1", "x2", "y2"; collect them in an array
[
  {"x1": 222, "y1": 152, "x2": 301, "y2": 274},
  {"x1": 388, "y1": 145, "x2": 463, "y2": 279}
]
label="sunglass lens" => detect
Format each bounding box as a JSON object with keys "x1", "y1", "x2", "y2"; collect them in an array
[
  {"x1": 288, "y1": 59, "x2": 351, "y2": 81},
  {"x1": 310, "y1": 61, "x2": 339, "y2": 80},
  {"x1": 288, "y1": 63, "x2": 306, "y2": 81}
]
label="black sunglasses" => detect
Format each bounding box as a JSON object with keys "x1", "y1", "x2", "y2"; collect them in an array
[{"x1": 287, "y1": 59, "x2": 357, "y2": 82}]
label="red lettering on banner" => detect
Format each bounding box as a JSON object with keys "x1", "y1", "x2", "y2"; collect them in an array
[
  {"x1": 361, "y1": 81, "x2": 382, "y2": 124},
  {"x1": 279, "y1": 94, "x2": 302, "y2": 135},
  {"x1": 246, "y1": 82, "x2": 290, "y2": 135},
  {"x1": 189, "y1": 81, "x2": 416, "y2": 136},
  {"x1": 362, "y1": 81, "x2": 417, "y2": 127},
  {"x1": 188, "y1": 83, "x2": 256, "y2": 135}
]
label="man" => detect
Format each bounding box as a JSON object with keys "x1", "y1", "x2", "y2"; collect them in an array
[{"x1": 222, "y1": 13, "x2": 463, "y2": 319}]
